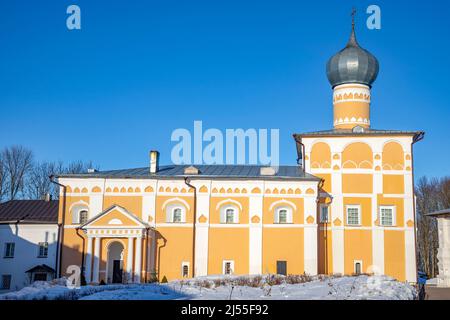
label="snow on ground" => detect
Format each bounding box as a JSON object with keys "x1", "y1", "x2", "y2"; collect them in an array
[
  {"x1": 426, "y1": 278, "x2": 437, "y2": 285},
  {"x1": 0, "y1": 274, "x2": 416, "y2": 300}
]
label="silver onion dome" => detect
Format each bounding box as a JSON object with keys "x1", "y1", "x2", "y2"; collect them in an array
[{"x1": 326, "y1": 22, "x2": 379, "y2": 88}]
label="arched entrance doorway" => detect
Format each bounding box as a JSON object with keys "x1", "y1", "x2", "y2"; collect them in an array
[{"x1": 107, "y1": 241, "x2": 124, "y2": 284}]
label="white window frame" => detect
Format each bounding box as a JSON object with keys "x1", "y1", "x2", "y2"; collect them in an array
[
  {"x1": 222, "y1": 260, "x2": 235, "y2": 275},
  {"x1": 220, "y1": 205, "x2": 239, "y2": 224},
  {"x1": 354, "y1": 260, "x2": 363, "y2": 275},
  {"x1": 166, "y1": 204, "x2": 186, "y2": 223},
  {"x1": 71, "y1": 205, "x2": 89, "y2": 224},
  {"x1": 274, "y1": 206, "x2": 292, "y2": 224},
  {"x1": 4, "y1": 242, "x2": 15, "y2": 258},
  {"x1": 79, "y1": 210, "x2": 89, "y2": 224},
  {"x1": 379, "y1": 205, "x2": 396, "y2": 227},
  {"x1": 181, "y1": 262, "x2": 190, "y2": 278},
  {"x1": 319, "y1": 204, "x2": 330, "y2": 223},
  {"x1": 38, "y1": 242, "x2": 49, "y2": 258},
  {"x1": 346, "y1": 205, "x2": 361, "y2": 226}
]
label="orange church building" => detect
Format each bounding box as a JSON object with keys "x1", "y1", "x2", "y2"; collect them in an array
[{"x1": 56, "y1": 21, "x2": 423, "y2": 284}]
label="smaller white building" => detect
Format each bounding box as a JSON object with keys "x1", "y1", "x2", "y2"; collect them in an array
[
  {"x1": 428, "y1": 209, "x2": 450, "y2": 287},
  {"x1": 0, "y1": 200, "x2": 59, "y2": 292}
]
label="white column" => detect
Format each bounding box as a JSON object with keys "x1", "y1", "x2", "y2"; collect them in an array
[
  {"x1": 331, "y1": 166, "x2": 345, "y2": 275},
  {"x1": 134, "y1": 237, "x2": 142, "y2": 283},
  {"x1": 195, "y1": 184, "x2": 211, "y2": 276},
  {"x1": 92, "y1": 237, "x2": 100, "y2": 283},
  {"x1": 437, "y1": 217, "x2": 450, "y2": 287},
  {"x1": 127, "y1": 237, "x2": 134, "y2": 283},
  {"x1": 248, "y1": 192, "x2": 263, "y2": 275},
  {"x1": 85, "y1": 236, "x2": 93, "y2": 283},
  {"x1": 304, "y1": 197, "x2": 318, "y2": 275}
]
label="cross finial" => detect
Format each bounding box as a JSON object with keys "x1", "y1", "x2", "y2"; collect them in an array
[{"x1": 351, "y1": 8, "x2": 356, "y2": 29}]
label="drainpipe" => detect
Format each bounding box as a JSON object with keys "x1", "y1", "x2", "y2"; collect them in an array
[
  {"x1": 316, "y1": 179, "x2": 325, "y2": 274},
  {"x1": 293, "y1": 134, "x2": 306, "y2": 171},
  {"x1": 184, "y1": 177, "x2": 197, "y2": 278},
  {"x1": 75, "y1": 227, "x2": 86, "y2": 283},
  {"x1": 411, "y1": 132, "x2": 425, "y2": 282},
  {"x1": 49, "y1": 175, "x2": 66, "y2": 278}
]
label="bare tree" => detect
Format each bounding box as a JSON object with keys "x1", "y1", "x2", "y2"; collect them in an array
[
  {"x1": 416, "y1": 176, "x2": 450, "y2": 278},
  {"x1": 26, "y1": 161, "x2": 65, "y2": 200},
  {"x1": 64, "y1": 160, "x2": 97, "y2": 174},
  {"x1": 25, "y1": 160, "x2": 98, "y2": 200},
  {"x1": 1, "y1": 146, "x2": 33, "y2": 200},
  {"x1": 0, "y1": 153, "x2": 6, "y2": 202}
]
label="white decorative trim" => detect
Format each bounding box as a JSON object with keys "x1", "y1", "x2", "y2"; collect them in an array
[
  {"x1": 215, "y1": 199, "x2": 243, "y2": 211},
  {"x1": 268, "y1": 199, "x2": 297, "y2": 211},
  {"x1": 161, "y1": 197, "x2": 191, "y2": 211}
]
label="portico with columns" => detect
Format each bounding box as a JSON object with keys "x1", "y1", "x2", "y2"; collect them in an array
[{"x1": 81, "y1": 205, "x2": 151, "y2": 284}]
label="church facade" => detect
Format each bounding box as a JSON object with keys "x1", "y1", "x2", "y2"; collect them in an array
[{"x1": 57, "y1": 23, "x2": 423, "y2": 284}]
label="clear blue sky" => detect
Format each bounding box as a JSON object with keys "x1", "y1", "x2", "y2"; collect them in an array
[{"x1": 1, "y1": 0, "x2": 449, "y2": 180}]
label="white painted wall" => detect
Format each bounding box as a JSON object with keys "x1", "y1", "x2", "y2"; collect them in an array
[{"x1": 0, "y1": 224, "x2": 59, "y2": 292}]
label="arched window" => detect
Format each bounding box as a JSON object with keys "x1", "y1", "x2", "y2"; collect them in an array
[
  {"x1": 79, "y1": 210, "x2": 88, "y2": 224},
  {"x1": 226, "y1": 209, "x2": 235, "y2": 224},
  {"x1": 166, "y1": 204, "x2": 186, "y2": 223},
  {"x1": 275, "y1": 207, "x2": 292, "y2": 224},
  {"x1": 173, "y1": 208, "x2": 182, "y2": 223},
  {"x1": 220, "y1": 205, "x2": 239, "y2": 224},
  {"x1": 71, "y1": 204, "x2": 89, "y2": 224}
]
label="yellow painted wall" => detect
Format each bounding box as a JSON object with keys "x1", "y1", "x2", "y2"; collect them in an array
[
  {"x1": 382, "y1": 142, "x2": 404, "y2": 170},
  {"x1": 342, "y1": 174, "x2": 373, "y2": 194},
  {"x1": 262, "y1": 228, "x2": 304, "y2": 275},
  {"x1": 383, "y1": 175, "x2": 404, "y2": 194},
  {"x1": 384, "y1": 230, "x2": 405, "y2": 281},
  {"x1": 311, "y1": 142, "x2": 331, "y2": 168},
  {"x1": 103, "y1": 196, "x2": 142, "y2": 219},
  {"x1": 208, "y1": 228, "x2": 249, "y2": 275},
  {"x1": 156, "y1": 227, "x2": 194, "y2": 281},
  {"x1": 342, "y1": 142, "x2": 373, "y2": 168},
  {"x1": 344, "y1": 229, "x2": 372, "y2": 274}
]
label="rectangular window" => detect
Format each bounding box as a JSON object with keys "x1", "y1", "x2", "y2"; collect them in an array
[
  {"x1": 1, "y1": 275, "x2": 11, "y2": 290},
  {"x1": 320, "y1": 205, "x2": 329, "y2": 223},
  {"x1": 38, "y1": 242, "x2": 49, "y2": 258},
  {"x1": 380, "y1": 206, "x2": 395, "y2": 226},
  {"x1": 181, "y1": 262, "x2": 189, "y2": 278},
  {"x1": 223, "y1": 260, "x2": 234, "y2": 275},
  {"x1": 346, "y1": 205, "x2": 361, "y2": 226},
  {"x1": 276, "y1": 261, "x2": 287, "y2": 276},
  {"x1": 4, "y1": 243, "x2": 15, "y2": 258}
]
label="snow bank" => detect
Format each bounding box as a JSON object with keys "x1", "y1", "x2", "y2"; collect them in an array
[{"x1": 0, "y1": 275, "x2": 416, "y2": 300}]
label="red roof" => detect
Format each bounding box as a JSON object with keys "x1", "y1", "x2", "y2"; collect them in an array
[{"x1": 0, "y1": 200, "x2": 59, "y2": 223}]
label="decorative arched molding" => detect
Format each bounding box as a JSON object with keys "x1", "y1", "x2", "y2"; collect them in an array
[
  {"x1": 108, "y1": 218, "x2": 123, "y2": 225},
  {"x1": 162, "y1": 197, "x2": 191, "y2": 211},
  {"x1": 105, "y1": 239, "x2": 126, "y2": 250},
  {"x1": 69, "y1": 200, "x2": 89, "y2": 224},
  {"x1": 268, "y1": 199, "x2": 297, "y2": 212},
  {"x1": 69, "y1": 200, "x2": 89, "y2": 213},
  {"x1": 274, "y1": 206, "x2": 293, "y2": 224},
  {"x1": 215, "y1": 199, "x2": 243, "y2": 211}
]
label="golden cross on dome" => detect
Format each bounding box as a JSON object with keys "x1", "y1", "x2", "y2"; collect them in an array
[{"x1": 351, "y1": 8, "x2": 356, "y2": 28}]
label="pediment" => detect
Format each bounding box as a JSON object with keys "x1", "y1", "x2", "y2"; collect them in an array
[{"x1": 82, "y1": 205, "x2": 148, "y2": 229}]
